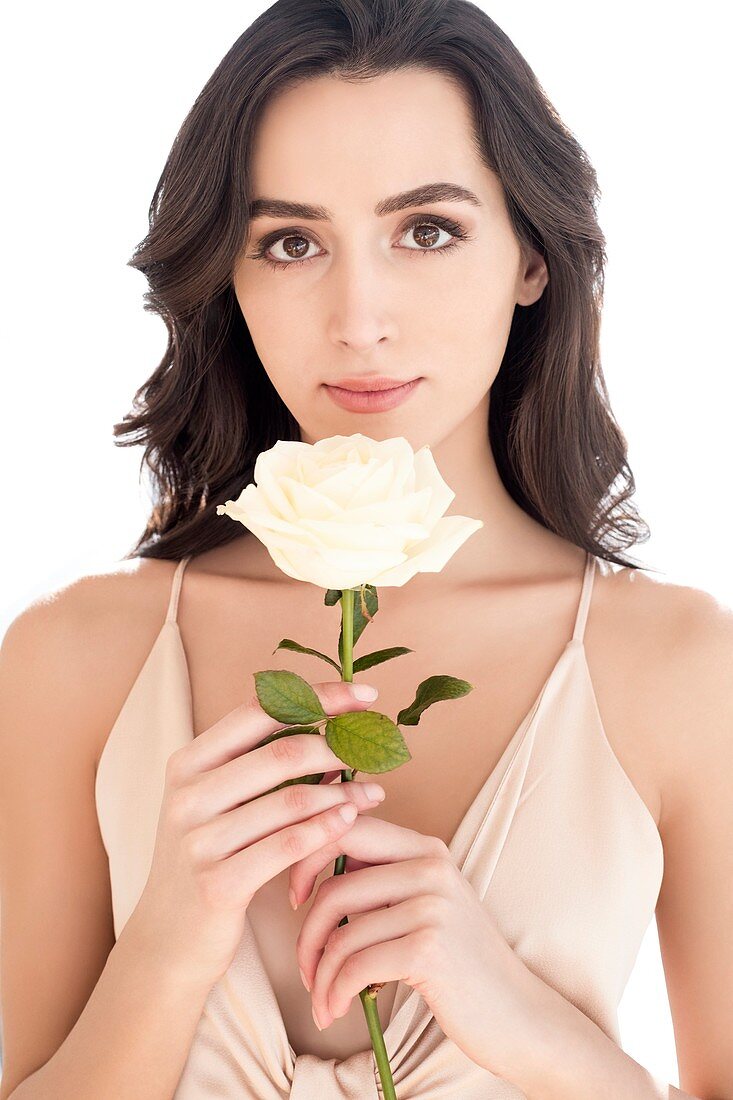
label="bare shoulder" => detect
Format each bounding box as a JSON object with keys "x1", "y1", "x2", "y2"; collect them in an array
[
  {"x1": 1, "y1": 556, "x2": 181, "y2": 765},
  {"x1": 3, "y1": 555, "x2": 178, "y2": 633},
  {"x1": 608, "y1": 561, "x2": 732, "y2": 706},
  {"x1": 648, "y1": 573, "x2": 733, "y2": 812},
  {"x1": 591, "y1": 555, "x2": 731, "y2": 663},
  {"x1": 597, "y1": 561, "x2": 733, "y2": 830}
]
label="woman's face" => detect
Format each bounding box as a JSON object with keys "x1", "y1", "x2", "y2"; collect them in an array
[{"x1": 232, "y1": 67, "x2": 547, "y2": 449}]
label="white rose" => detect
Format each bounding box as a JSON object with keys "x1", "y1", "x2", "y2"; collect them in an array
[{"x1": 216, "y1": 433, "x2": 484, "y2": 590}]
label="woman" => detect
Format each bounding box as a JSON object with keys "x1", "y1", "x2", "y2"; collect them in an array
[{"x1": 1, "y1": 1, "x2": 730, "y2": 1097}]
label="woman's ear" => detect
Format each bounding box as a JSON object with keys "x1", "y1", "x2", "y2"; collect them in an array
[{"x1": 516, "y1": 246, "x2": 549, "y2": 307}]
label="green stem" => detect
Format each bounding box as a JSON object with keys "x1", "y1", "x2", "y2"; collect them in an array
[{"x1": 334, "y1": 587, "x2": 397, "y2": 1099}]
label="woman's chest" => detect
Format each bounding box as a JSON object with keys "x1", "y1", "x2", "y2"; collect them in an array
[{"x1": 180, "y1": 577, "x2": 662, "y2": 1061}]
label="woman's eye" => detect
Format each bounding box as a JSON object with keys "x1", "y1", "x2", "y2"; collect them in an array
[
  {"x1": 400, "y1": 221, "x2": 455, "y2": 252},
  {"x1": 263, "y1": 233, "x2": 321, "y2": 266},
  {"x1": 250, "y1": 216, "x2": 470, "y2": 271}
]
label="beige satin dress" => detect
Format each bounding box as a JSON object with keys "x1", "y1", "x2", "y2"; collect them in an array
[{"x1": 95, "y1": 550, "x2": 664, "y2": 1097}]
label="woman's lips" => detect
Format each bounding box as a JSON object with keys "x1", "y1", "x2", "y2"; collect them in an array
[{"x1": 324, "y1": 377, "x2": 423, "y2": 412}]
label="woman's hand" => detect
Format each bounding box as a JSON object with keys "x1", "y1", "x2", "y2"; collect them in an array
[
  {"x1": 127, "y1": 682, "x2": 383, "y2": 993},
  {"x1": 289, "y1": 812, "x2": 546, "y2": 1077}
]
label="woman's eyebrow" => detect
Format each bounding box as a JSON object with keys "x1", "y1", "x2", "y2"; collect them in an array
[{"x1": 247, "y1": 181, "x2": 482, "y2": 221}]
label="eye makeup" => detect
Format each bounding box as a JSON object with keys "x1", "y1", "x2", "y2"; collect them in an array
[{"x1": 246, "y1": 211, "x2": 473, "y2": 271}]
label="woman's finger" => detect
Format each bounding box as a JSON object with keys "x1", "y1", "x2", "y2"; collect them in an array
[
  {"x1": 297, "y1": 861, "x2": 446, "y2": 986},
  {"x1": 310, "y1": 897, "x2": 429, "y2": 1026},
  {"x1": 323, "y1": 931, "x2": 428, "y2": 1025},
  {"x1": 289, "y1": 814, "x2": 448, "y2": 906}
]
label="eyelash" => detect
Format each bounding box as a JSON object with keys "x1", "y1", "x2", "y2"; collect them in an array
[{"x1": 247, "y1": 213, "x2": 472, "y2": 272}]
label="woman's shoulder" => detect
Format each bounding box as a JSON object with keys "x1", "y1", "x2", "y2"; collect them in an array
[
  {"x1": 1, "y1": 557, "x2": 183, "y2": 765},
  {"x1": 653, "y1": 572, "x2": 733, "y2": 784},
  {"x1": 602, "y1": 562, "x2": 733, "y2": 827},
  {"x1": 2, "y1": 556, "x2": 180, "y2": 660},
  {"x1": 592, "y1": 555, "x2": 728, "y2": 646}
]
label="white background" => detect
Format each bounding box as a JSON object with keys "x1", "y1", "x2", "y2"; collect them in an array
[{"x1": 2, "y1": 1, "x2": 731, "y2": 1086}]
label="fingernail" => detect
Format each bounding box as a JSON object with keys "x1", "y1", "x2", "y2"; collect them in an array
[
  {"x1": 299, "y1": 965, "x2": 311, "y2": 991},
  {"x1": 352, "y1": 684, "x2": 378, "y2": 701},
  {"x1": 312, "y1": 1004, "x2": 323, "y2": 1030},
  {"x1": 363, "y1": 783, "x2": 386, "y2": 802},
  {"x1": 288, "y1": 888, "x2": 298, "y2": 911}
]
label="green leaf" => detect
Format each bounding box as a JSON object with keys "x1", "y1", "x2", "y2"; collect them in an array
[
  {"x1": 396, "y1": 675, "x2": 474, "y2": 726},
  {"x1": 324, "y1": 589, "x2": 342, "y2": 606},
  {"x1": 253, "y1": 669, "x2": 328, "y2": 725},
  {"x1": 353, "y1": 583, "x2": 378, "y2": 643},
  {"x1": 325, "y1": 710, "x2": 411, "y2": 773},
  {"x1": 272, "y1": 638, "x2": 342, "y2": 674},
  {"x1": 352, "y1": 646, "x2": 413, "y2": 673},
  {"x1": 254, "y1": 726, "x2": 326, "y2": 792}
]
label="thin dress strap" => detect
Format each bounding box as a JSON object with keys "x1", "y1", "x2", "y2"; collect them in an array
[
  {"x1": 571, "y1": 550, "x2": 596, "y2": 643},
  {"x1": 165, "y1": 556, "x2": 192, "y2": 624}
]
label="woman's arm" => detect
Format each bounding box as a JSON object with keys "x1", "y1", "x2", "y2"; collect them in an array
[
  {"x1": 7, "y1": 922, "x2": 213, "y2": 1100},
  {"x1": 651, "y1": 593, "x2": 733, "y2": 1099},
  {"x1": 0, "y1": 582, "x2": 215, "y2": 1099},
  {"x1": 502, "y1": 968, "x2": 706, "y2": 1098},
  {"x1": 500, "y1": 588, "x2": 733, "y2": 1100}
]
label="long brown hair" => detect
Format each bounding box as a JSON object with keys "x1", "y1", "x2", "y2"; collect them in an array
[{"x1": 115, "y1": 0, "x2": 652, "y2": 571}]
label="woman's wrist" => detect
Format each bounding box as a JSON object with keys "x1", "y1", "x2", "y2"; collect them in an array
[
  {"x1": 497, "y1": 963, "x2": 665, "y2": 1098},
  {"x1": 120, "y1": 907, "x2": 220, "y2": 1000}
]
